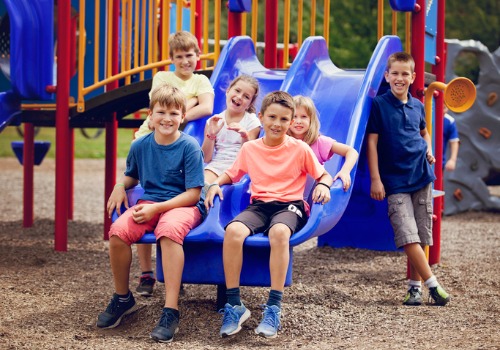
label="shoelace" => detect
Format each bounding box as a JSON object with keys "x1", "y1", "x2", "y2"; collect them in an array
[
  {"x1": 219, "y1": 306, "x2": 239, "y2": 325},
  {"x1": 259, "y1": 305, "x2": 281, "y2": 330},
  {"x1": 159, "y1": 311, "x2": 178, "y2": 328}
]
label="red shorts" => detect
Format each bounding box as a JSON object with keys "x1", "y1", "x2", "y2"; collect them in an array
[{"x1": 109, "y1": 200, "x2": 202, "y2": 245}]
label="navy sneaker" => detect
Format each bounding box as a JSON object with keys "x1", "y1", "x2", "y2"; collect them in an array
[
  {"x1": 429, "y1": 286, "x2": 450, "y2": 306},
  {"x1": 150, "y1": 308, "x2": 179, "y2": 343},
  {"x1": 219, "y1": 303, "x2": 251, "y2": 337},
  {"x1": 96, "y1": 293, "x2": 138, "y2": 329},
  {"x1": 255, "y1": 305, "x2": 282, "y2": 338},
  {"x1": 403, "y1": 286, "x2": 423, "y2": 306}
]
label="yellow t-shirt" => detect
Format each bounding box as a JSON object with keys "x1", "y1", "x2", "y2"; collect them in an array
[{"x1": 134, "y1": 71, "x2": 214, "y2": 139}]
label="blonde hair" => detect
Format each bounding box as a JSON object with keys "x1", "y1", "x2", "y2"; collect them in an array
[
  {"x1": 260, "y1": 91, "x2": 294, "y2": 116},
  {"x1": 168, "y1": 31, "x2": 200, "y2": 57},
  {"x1": 289, "y1": 95, "x2": 320, "y2": 145},
  {"x1": 149, "y1": 83, "x2": 187, "y2": 114},
  {"x1": 387, "y1": 51, "x2": 415, "y2": 72},
  {"x1": 227, "y1": 75, "x2": 260, "y2": 113}
]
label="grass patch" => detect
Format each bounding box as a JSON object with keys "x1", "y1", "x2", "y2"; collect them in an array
[{"x1": 0, "y1": 126, "x2": 135, "y2": 159}]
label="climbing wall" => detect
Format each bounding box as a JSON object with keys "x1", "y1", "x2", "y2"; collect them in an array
[{"x1": 444, "y1": 39, "x2": 500, "y2": 214}]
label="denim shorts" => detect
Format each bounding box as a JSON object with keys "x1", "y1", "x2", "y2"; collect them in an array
[{"x1": 387, "y1": 183, "x2": 433, "y2": 248}]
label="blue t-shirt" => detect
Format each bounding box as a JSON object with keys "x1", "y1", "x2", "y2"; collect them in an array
[
  {"x1": 125, "y1": 132, "x2": 206, "y2": 218},
  {"x1": 367, "y1": 90, "x2": 435, "y2": 195},
  {"x1": 443, "y1": 113, "x2": 459, "y2": 166}
]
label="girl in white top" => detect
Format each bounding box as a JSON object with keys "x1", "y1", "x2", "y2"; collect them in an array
[{"x1": 202, "y1": 75, "x2": 261, "y2": 184}]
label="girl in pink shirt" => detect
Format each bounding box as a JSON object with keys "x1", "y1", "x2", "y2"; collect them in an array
[{"x1": 288, "y1": 95, "x2": 358, "y2": 192}]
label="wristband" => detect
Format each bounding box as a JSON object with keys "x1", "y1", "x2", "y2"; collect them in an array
[
  {"x1": 316, "y1": 182, "x2": 331, "y2": 190},
  {"x1": 207, "y1": 183, "x2": 219, "y2": 191},
  {"x1": 114, "y1": 183, "x2": 125, "y2": 187},
  {"x1": 206, "y1": 133, "x2": 217, "y2": 140}
]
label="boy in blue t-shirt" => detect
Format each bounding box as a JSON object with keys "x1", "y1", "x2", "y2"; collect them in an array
[
  {"x1": 443, "y1": 106, "x2": 460, "y2": 171},
  {"x1": 96, "y1": 84, "x2": 206, "y2": 343},
  {"x1": 367, "y1": 52, "x2": 450, "y2": 307}
]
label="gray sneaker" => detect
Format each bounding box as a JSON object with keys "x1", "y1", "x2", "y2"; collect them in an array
[
  {"x1": 136, "y1": 275, "x2": 155, "y2": 297},
  {"x1": 403, "y1": 286, "x2": 423, "y2": 306},
  {"x1": 254, "y1": 305, "x2": 282, "y2": 338},
  {"x1": 219, "y1": 303, "x2": 251, "y2": 337}
]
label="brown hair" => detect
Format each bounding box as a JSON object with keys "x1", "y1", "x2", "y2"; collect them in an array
[
  {"x1": 149, "y1": 83, "x2": 187, "y2": 114},
  {"x1": 260, "y1": 91, "x2": 295, "y2": 116},
  {"x1": 168, "y1": 31, "x2": 200, "y2": 57},
  {"x1": 227, "y1": 75, "x2": 260, "y2": 113},
  {"x1": 386, "y1": 51, "x2": 415, "y2": 72},
  {"x1": 289, "y1": 95, "x2": 320, "y2": 145}
]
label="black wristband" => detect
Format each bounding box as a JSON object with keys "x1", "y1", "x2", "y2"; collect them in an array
[
  {"x1": 316, "y1": 182, "x2": 331, "y2": 190},
  {"x1": 207, "y1": 183, "x2": 220, "y2": 191}
]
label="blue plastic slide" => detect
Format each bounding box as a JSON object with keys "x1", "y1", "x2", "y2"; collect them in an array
[
  {"x1": 115, "y1": 35, "x2": 403, "y2": 288},
  {"x1": 0, "y1": 91, "x2": 20, "y2": 132}
]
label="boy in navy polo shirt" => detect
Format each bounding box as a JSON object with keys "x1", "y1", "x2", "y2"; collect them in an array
[{"x1": 366, "y1": 52, "x2": 450, "y2": 306}]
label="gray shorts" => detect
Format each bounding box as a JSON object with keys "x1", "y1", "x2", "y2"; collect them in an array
[
  {"x1": 387, "y1": 183, "x2": 433, "y2": 248},
  {"x1": 227, "y1": 199, "x2": 308, "y2": 236}
]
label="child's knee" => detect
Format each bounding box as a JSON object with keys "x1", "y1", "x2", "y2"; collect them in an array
[
  {"x1": 268, "y1": 224, "x2": 291, "y2": 246},
  {"x1": 225, "y1": 222, "x2": 249, "y2": 242}
]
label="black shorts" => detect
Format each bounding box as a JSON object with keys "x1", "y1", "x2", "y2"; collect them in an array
[{"x1": 227, "y1": 199, "x2": 308, "y2": 235}]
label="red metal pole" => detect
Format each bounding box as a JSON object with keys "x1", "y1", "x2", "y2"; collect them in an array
[
  {"x1": 228, "y1": 8, "x2": 242, "y2": 39},
  {"x1": 264, "y1": 0, "x2": 278, "y2": 68},
  {"x1": 22, "y1": 123, "x2": 35, "y2": 227},
  {"x1": 103, "y1": 0, "x2": 120, "y2": 239},
  {"x1": 55, "y1": 0, "x2": 71, "y2": 251},
  {"x1": 429, "y1": 0, "x2": 446, "y2": 266},
  {"x1": 410, "y1": 0, "x2": 425, "y2": 102}
]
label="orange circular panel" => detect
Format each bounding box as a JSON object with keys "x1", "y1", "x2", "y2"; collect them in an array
[{"x1": 444, "y1": 77, "x2": 476, "y2": 113}]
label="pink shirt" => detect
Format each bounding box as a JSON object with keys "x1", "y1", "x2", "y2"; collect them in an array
[
  {"x1": 225, "y1": 136, "x2": 326, "y2": 204},
  {"x1": 310, "y1": 135, "x2": 336, "y2": 165}
]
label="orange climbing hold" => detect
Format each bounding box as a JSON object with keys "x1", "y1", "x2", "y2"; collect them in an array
[
  {"x1": 478, "y1": 127, "x2": 492, "y2": 139},
  {"x1": 453, "y1": 188, "x2": 463, "y2": 201}
]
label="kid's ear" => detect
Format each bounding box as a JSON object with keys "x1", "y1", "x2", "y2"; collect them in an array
[{"x1": 384, "y1": 70, "x2": 389, "y2": 82}]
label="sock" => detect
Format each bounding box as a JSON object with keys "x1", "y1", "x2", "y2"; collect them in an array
[
  {"x1": 267, "y1": 290, "x2": 283, "y2": 309},
  {"x1": 141, "y1": 271, "x2": 154, "y2": 279},
  {"x1": 117, "y1": 291, "x2": 132, "y2": 303},
  {"x1": 408, "y1": 279, "x2": 422, "y2": 290},
  {"x1": 164, "y1": 307, "x2": 180, "y2": 320},
  {"x1": 424, "y1": 275, "x2": 439, "y2": 289},
  {"x1": 226, "y1": 287, "x2": 241, "y2": 306}
]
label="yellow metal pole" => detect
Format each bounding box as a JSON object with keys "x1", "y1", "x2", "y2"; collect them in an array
[
  {"x1": 323, "y1": 0, "x2": 330, "y2": 46},
  {"x1": 283, "y1": 0, "x2": 290, "y2": 68},
  {"x1": 251, "y1": 0, "x2": 258, "y2": 45},
  {"x1": 377, "y1": 0, "x2": 383, "y2": 40},
  {"x1": 310, "y1": 0, "x2": 316, "y2": 36},
  {"x1": 297, "y1": 0, "x2": 303, "y2": 46},
  {"x1": 78, "y1": 0, "x2": 87, "y2": 111}
]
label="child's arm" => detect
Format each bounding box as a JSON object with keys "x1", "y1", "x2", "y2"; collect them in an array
[
  {"x1": 367, "y1": 133, "x2": 385, "y2": 201},
  {"x1": 420, "y1": 128, "x2": 436, "y2": 165},
  {"x1": 226, "y1": 123, "x2": 260, "y2": 142},
  {"x1": 201, "y1": 115, "x2": 224, "y2": 163},
  {"x1": 330, "y1": 142, "x2": 359, "y2": 192},
  {"x1": 184, "y1": 92, "x2": 215, "y2": 122},
  {"x1": 186, "y1": 97, "x2": 198, "y2": 111},
  {"x1": 311, "y1": 171, "x2": 333, "y2": 204},
  {"x1": 131, "y1": 187, "x2": 201, "y2": 224},
  {"x1": 204, "y1": 173, "x2": 233, "y2": 210},
  {"x1": 106, "y1": 176, "x2": 139, "y2": 218},
  {"x1": 445, "y1": 140, "x2": 459, "y2": 171}
]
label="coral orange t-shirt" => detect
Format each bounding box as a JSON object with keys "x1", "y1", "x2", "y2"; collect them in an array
[{"x1": 225, "y1": 136, "x2": 326, "y2": 205}]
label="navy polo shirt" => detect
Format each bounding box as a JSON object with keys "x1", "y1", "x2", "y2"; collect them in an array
[{"x1": 367, "y1": 90, "x2": 435, "y2": 195}]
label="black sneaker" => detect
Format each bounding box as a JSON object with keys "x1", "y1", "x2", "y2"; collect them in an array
[
  {"x1": 136, "y1": 275, "x2": 156, "y2": 297},
  {"x1": 96, "y1": 293, "x2": 138, "y2": 328},
  {"x1": 429, "y1": 286, "x2": 450, "y2": 306},
  {"x1": 403, "y1": 286, "x2": 423, "y2": 306},
  {"x1": 150, "y1": 308, "x2": 180, "y2": 343}
]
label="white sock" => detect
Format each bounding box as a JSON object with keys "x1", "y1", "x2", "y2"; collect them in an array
[
  {"x1": 424, "y1": 275, "x2": 439, "y2": 289},
  {"x1": 408, "y1": 280, "x2": 422, "y2": 290}
]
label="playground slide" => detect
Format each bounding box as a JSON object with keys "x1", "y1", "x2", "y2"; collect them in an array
[{"x1": 0, "y1": 90, "x2": 20, "y2": 132}]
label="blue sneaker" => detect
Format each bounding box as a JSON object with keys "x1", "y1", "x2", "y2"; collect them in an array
[
  {"x1": 219, "y1": 303, "x2": 251, "y2": 337},
  {"x1": 150, "y1": 308, "x2": 179, "y2": 343},
  {"x1": 255, "y1": 305, "x2": 281, "y2": 338}
]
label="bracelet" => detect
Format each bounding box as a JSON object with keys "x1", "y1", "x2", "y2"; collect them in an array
[
  {"x1": 207, "y1": 183, "x2": 219, "y2": 191},
  {"x1": 206, "y1": 133, "x2": 217, "y2": 140},
  {"x1": 316, "y1": 182, "x2": 331, "y2": 190},
  {"x1": 114, "y1": 183, "x2": 125, "y2": 187}
]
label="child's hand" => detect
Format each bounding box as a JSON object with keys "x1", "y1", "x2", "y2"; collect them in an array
[
  {"x1": 445, "y1": 159, "x2": 456, "y2": 171},
  {"x1": 131, "y1": 203, "x2": 158, "y2": 224},
  {"x1": 370, "y1": 179, "x2": 385, "y2": 201},
  {"x1": 333, "y1": 170, "x2": 352, "y2": 192},
  {"x1": 107, "y1": 185, "x2": 128, "y2": 218},
  {"x1": 207, "y1": 115, "x2": 224, "y2": 138},
  {"x1": 426, "y1": 150, "x2": 436, "y2": 165},
  {"x1": 312, "y1": 184, "x2": 331, "y2": 205},
  {"x1": 227, "y1": 123, "x2": 248, "y2": 139},
  {"x1": 204, "y1": 184, "x2": 223, "y2": 210}
]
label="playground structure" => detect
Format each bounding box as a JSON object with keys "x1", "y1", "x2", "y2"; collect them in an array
[
  {"x1": 443, "y1": 39, "x2": 500, "y2": 215},
  {"x1": 0, "y1": 0, "x2": 477, "y2": 282}
]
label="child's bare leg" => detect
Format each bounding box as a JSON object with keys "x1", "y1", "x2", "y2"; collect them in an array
[
  {"x1": 403, "y1": 243, "x2": 432, "y2": 281},
  {"x1": 268, "y1": 223, "x2": 292, "y2": 291},
  {"x1": 109, "y1": 236, "x2": 132, "y2": 294},
  {"x1": 223, "y1": 222, "x2": 251, "y2": 288},
  {"x1": 159, "y1": 237, "x2": 184, "y2": 309},
  {"x1": 137, "y1": 244, "x2": 153, "y2": 272}
]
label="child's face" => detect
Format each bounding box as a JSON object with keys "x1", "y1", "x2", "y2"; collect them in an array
[
  {"x1": 226, "y1": 80, "x2": 256, "y2": 115},
  {"x1": 149, "y1": 102, "x2": 184, "y2": 142},
  {"x1": 289, "y1": 105, "x2": 311, "y2": 140},
  {"x1": 259, "y1": 103, "x2": 294, "y2": 146},
  {"x1": 171, "y1": 48, "x2": 199, "y2": 80},
  {"x1": 384, "y1": 60, "x2": 415, "y2": 101}
]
